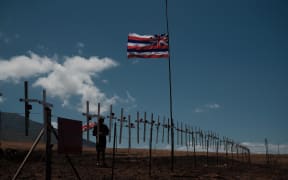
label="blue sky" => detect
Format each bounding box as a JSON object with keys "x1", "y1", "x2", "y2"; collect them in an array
[{"x1": 1, "y1": 0, "x2": 288, "y2": 152}]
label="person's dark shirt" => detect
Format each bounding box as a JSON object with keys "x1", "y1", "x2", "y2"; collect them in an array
[{"x1": 93, "y1": 124, "x2": 109, "y2": 148}]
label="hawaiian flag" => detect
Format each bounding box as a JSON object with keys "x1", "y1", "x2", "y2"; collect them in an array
[
  {"x1": 127, "y1": 33, "x2": 169, "y2": 58},
  {"x1": 82, "y1": 122, "x2": 96, "y2": 132}
]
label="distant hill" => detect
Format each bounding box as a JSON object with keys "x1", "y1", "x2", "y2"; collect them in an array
[{"x1": 0, "y1": 112, "x2": 95, "y2": 147}]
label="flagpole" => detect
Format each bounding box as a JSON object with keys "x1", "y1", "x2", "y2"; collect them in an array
[{"x1": 165, "y1": 0, "x2": 175, "y2": 171}]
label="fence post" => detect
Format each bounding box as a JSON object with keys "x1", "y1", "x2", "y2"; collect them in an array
[
  {"x1": 45, "y1": 106, "x2": 52, "y2": 180},
  {"x1": 167, "y1": 118, "x2": 170, "y2": 144},
  {"x1": 265, "y1": 138, "x2": 269, "y2": 164},
  {"x1": 216, "y1": 139, "x2": 219, "y2": 166},
  {"x1": 176, "y1": 121, "x2": 179, "y2": 145},
  {"x1": 137, "y1": 112, "x2": 140, "y2": 144},
  {"x1": 97, "y1": 103, "x2": 100, "y2": 143},
  {"x1": 181, "y1": 122, "x2": 183, "y2": 146},
  {"x1": 149, "y1": 113, "x2": 154, "y2": 177},
  {"x1": 24, "y1": 81, "x2": 29, "y2": 136},
  {"x1": 143, "y1": 112, "x2": 146, "y2": 142},
  {"x1": 193, "y1": 130, "x2": 196, "y2": 167},
  {"x1": 112, "y1": 122, "x2": 117, "y2": 179},
  {"x1": 109, "y1": 105, "x2": 113, "y2": 143},
  {"x1": 156, "y1": 116, "x2": 160, "y2": 144},
  {"x1": 185, "y1": 124, "x2": 188, "y2": 149},
  {"x1": 128, "y1": 115, "x2": 131, "y2": 152},
  {"x1": 86, "y1": 101, "x2": 90, "y2": 143},
  {"x1": 162, "y1": 117, "x2": 165, "y2": 143},
  {"x1": 206, "y1": 133, "x2": 209, "y2": 166},
  {"x1": 119, "y1": 108, "x2": 123, "y2": 144}
]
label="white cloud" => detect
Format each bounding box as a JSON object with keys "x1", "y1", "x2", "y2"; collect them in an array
[
  {"x1": 36, "y1": 44, "x2": 49, "y2": 52},
  {"x1": 77, "y1": 42, "x2": 85, "y2": 48},
  {"x1": 78, "y1": 49, "x2": 83, "y2": 54},
  {"x1": 205, "y1": 103, "x2": 220, "y2": 109},
  {"x1": 0, "y1": 52, "x2": 56, "y2": 82},
  {"x1": 33, "y1": 55, "x2": 119, "y2": 112},
  {"x1": 241, "y1": 142, "x2": 288, "y2": 154},
  {"x1": 102, "y1": 79, "x2": 109, "y2": 84},
  {"x1": 0, "y1": 52, "x2": 120, "y2": 113},
  {"x1": 14, "y1": 34, "x2": 20, "y2": 39},
  {"x1": 163, "y1": 143, "x2": 221, "y2": 152},
  {"x1": 194, "y1": 108, "x2": 205, "y2": 113},
  {"x1": 193, "y1": 103, "x2": 221, "y2": 113},
  {"x1": 126, "y1": 91, "x2": 136, "y2": 103},
  {"x1": 118, "y1": 91, "x2": 137, "y2": 111},
  {"x1": 0, "y1": 32, "x2": 20, "y2": 44},
  {"x1": 131, "y1": 60, "x2": 140, "y2": 64},
  {"x1": 0, "y1": 96, "x2": 4, "y2": 103},
  {"x1": 77, "y1": 42, "x2": 85, "y2": 55},
  {"x1": 162, "y1": 141, "x2": 288, "y2": 154}
]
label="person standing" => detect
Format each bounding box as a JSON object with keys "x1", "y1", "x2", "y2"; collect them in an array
[{"x1": 93, "y1": 116, "x2": 109, "y2": 166}]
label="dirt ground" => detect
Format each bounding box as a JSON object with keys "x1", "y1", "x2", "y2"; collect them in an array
[{"x1": 1, "y1": 141, "x2": 288, "y2": 180}]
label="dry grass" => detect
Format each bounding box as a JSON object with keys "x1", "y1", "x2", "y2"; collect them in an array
[{"x1": 1, "y1": 141, "x2": 288, "y2": 180}]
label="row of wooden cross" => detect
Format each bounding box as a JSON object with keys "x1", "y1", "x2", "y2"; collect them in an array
[{"x1": 82, "y1": 102, "x2": 250, "y2": 156}]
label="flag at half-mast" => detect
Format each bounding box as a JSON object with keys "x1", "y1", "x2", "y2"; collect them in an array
[{"x1": 127, "y1": 33, "x2": 169, "y2": 58}]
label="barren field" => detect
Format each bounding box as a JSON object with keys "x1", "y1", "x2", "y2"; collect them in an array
[{"x1": 1, "y1": 141, "x2": 288, "y2": 180}]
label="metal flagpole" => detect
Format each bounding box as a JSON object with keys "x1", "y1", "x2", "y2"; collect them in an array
[{"x1": 165, "y1": 0, "x2": 175, "y2": 171}]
